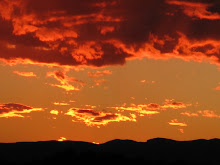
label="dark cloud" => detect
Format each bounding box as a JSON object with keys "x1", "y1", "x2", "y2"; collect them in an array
[
  {"x1": 0, "y1": 103, "x2": 32, "y2": 114},
  {"x1": 0, "y1": 103, "x2": 43, "y2": 118},
  {"x1": 0, "y1": 0, "x2": 219, "y2": 67},
  {"x1": 77, "y1": 109, "x2": 100, "y2": 116},
  {"x1": 92, "y1": 114, "x2": 117, "y2": 122},
  {"x1": 65, "y1": 107, "x2": 136, "y2": 126}
]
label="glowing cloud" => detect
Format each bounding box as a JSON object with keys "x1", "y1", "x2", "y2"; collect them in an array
[
  {"x1": 65, "y1": 108, "x2": 136, "y2": 126},
  {"x1": 53, "y1": 102, "x2": 70, "y2": 106},
  {"x1": 50, "y1": 110, "x2": 59, "y2": 115},
  {"x1": 179, "y1": 128, "x2": 184, "y2": 134},
  {"x1": 140, "y1": 80, "x2": 156, "y2": 84},
  {"x1": 167, "y1": 0, "x2": 220, "y2": 20},
  {"x1": 13, "y1": 71, "x2": 37, "y2": 78},
  {"x1": 140, "y1": 80, "x2": 146, "y2": 83},
  {"x1": 0, "y1": 103, "x2": 43, "y2": 118},
  {"x1": 161, "y1": 99, "x2": 192, "y2": 110},
  {"x1": 168, "y1": 119, "x2": 187, "y2": 127},
  {"x1": 85, "y1": 105, "x2": 97, "y2": 109},
  {"x1": 112, "y1": 104, "x2": 160, "y2": 116},
  {"x1": 180, "y1": 111, "x2": 199, "y2": 117},
  {"x1": 100, "y1": 26, "x2": 115, "y2": 35},
  {"x1": 92, "y1": 142, "x2": 100, "y2": 144},
  {"x1": 198, "y1": 110, "x2": 220, "y2": 118},
  {"x1": 49, "y1": 84, "x2": 79, "y2": 91},
  {"x1": 181, "y1": 110, "x2": 220, "y2": 119},
  {"x1": 47, "y1": 70, "x2": 84, "y2": 91},
  {"x1": 111, "y1": 99, "x2": 191, "y2": 116}
]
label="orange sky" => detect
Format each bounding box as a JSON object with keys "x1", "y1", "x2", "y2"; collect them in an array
[{"x1": 0, "y1": 0, "x2": 220, "y2": 143}]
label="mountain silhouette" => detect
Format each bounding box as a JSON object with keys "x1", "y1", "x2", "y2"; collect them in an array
[{"x1": 0, "y1": 138, "x2": 220, "y2": 164}]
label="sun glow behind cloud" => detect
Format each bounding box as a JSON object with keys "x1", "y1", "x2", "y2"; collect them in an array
[{"x1": 57, "y1": 137, "x2": 67, "y2": 142}]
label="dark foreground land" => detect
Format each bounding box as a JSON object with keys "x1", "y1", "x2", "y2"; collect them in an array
[{"x1": 0, "y1": 138, "x2": 220, "y2": 165}]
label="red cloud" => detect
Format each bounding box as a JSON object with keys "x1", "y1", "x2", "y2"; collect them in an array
[
  {"x1": 100, "y1": 26, "x2": 115, "y2": 35},
  {"x1": 215, "y1": 83, "x2": 220, "y2": 90},
  {"x1": 179, "y1": 128, "x2": 184, "y2": 133},
  {"x1": 0, "y1": 0, "x2": 219, "y2": 67},
  {"x1": 0, "y1": 103, "x2": 43, "y2": 118},
  {"x1": 167, "y1": 0, "x2": 220, "y2": 20},
  {"x1": 65, "y1": 108, "x2": 136, "y2": 126}
]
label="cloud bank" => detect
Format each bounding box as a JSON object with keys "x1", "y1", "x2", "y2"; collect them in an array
[{"x1": 0, "y1": 0, "x2": 219, "y2": 67}]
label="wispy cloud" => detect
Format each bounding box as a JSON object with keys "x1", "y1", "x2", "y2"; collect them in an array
[
  {"x1": 168, "y1": 119, "x2": 187, "y2": 127},
  {"x1": 215, "y1": 83, "x2": 220, "y2": 91},
  {"x1": 162, "y1": 99, "x2": 191, "y2": 110},
  {"x1": 94, "y1": 79, "x2": 106, "y2": 86},
  {"x1": 53, "y1": 102, "x2": 70, "y2": 106},
  {"x1": 181, "y1": 111, "x2": 199, "y2": 117},
  {"x1": 88, "y1": 70, "x2": 112, "y2": 78},
  {"x1": 181, "y1": 110, "x2": 220, "y2": 118},
  {"x1": 47, "y1": 70, "x2": 84, "y2": 91},
  {"x1": 13, "y1": 70, "x2": 37, "y2": 78},
  {"x1": 110, "y1": 99, "x2": 191, "y2": 116},
  {"x1": 198, "y1": 110, "x2": 220, "y2": 118},
  {"x1": 140, "y1": 80, "x2": 156, "y2": 84},
  {"x1": 178, "y1": 128, "x2": 184, "y2": 134},
  {"x1": 167, "y1": 0, "x2": 220, "y2": 20}
]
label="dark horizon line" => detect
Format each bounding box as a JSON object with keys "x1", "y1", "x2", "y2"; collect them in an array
[{"x1": 1, "y1": 137, "x2": 220, "y2": 144}]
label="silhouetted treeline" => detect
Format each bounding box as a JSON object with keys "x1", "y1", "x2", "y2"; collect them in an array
[{"x1": 0, "y1": 138, "x2": 220, "y2": 165}]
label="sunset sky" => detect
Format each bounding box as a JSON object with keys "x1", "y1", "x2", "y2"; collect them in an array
[{"x1": 0, "y1": 0, "x2": 220, "y2": 143}]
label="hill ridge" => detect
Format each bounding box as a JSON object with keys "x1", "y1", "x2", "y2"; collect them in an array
[{"x1": 1, "y1": 138, "x2": 220, "y2": 164}]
